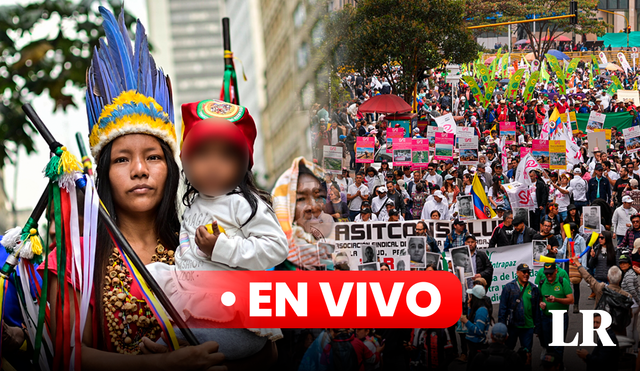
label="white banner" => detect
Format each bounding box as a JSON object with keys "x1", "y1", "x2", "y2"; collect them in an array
[
  {"x1": 599, "y1": 51, "x2": 609, "y2": 65},
  {"x1": 504, "y1": 182, "x2": 535, "y2": 210},
  {"x1": 434, "y1": 113, "x2": 457, "y2": 135},
  {"x1": 483, "y1": 243, "x2": 534, "y2": 303},
  {"x1": 514, "y1": 153, "x2": 542, "y2": 186}
]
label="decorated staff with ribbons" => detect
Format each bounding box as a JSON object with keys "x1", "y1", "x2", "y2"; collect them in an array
[{"x1": 18, "y1": 6, "x2": 229, "y2": 370}]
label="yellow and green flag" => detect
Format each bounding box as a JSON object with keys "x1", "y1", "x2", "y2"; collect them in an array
[
  {"x1": 523, "y1": 71, "x2": 540, "y2": 102},
  {"x1": 506, "y1": 69, "x2": 525, "y2": 100}
]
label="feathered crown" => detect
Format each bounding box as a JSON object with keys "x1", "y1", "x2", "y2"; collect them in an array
[{"x1": 86, "y1": 6, "x2": 176, "y2": 159}]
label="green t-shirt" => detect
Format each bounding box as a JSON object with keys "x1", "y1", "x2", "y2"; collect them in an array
[
  {"x1": 517, "y1": 281, "x2": 534, "y2": 329},
  {"x1": 539, "y1": 273, "x2": 573, "y2": 315},
  {"x1": 535, "y1": 267, "x2": 569, "y2": 286}
]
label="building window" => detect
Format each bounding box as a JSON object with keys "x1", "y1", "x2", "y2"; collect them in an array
[
  {"x1": 294, "y1": 2, "x2": 306, "y2": 28},
  {"x1": 298, "y1": 42, "x2": 310, "y2": 69},
  {"x1": 312, "y1": 21, "x2": 324, "y2": 48}
]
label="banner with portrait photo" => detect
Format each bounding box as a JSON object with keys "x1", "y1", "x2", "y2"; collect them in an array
[
  {"x1": 425, "y1": 252, "x2": 442, "y2": 270},
  {"x1": 549, "y1": 140, "x2": 566, "y2": 170},
  {"x1": 323, "y1": 145, "x2": 343, "y2": 174},
  {"x1": 513, "y1": 207, "x2": 531, "y2": 225},
  {"x1": 393, "y1": 137, "x2": 413, "y2": 166},
  {"x1": 583, "y1": 206, "x2": 601, "y2": 234},
  {"x1": 458, "y1": 195, "x2": 475, "y2": 220},
  {"x1": 624, "y1": 126, "x2": 640, "y2": 153},
  {"x1": 450, "y1": 246, "x2": 474, "y2": 278},
  {"x1": 459, "y1": 136, "x2": 478, "y2": 166},
  {"x1": 356, "y1": 137, "x2": 375, "y2": 163},
  {"x1": 500, "y1": 122, "x2": 516, "y2": 145},
  {"x1": 532, "y1": 240, "x2": 548, "y2": 267},
  {"x1": 532, "y1": 139, "x2": 549, "y2": 169},
  {"x1": 435, "y1": 132, "x2": 455, "y2": 160},
  {"x1": 387, "y1": 127, "x2": 404, "y2": 153},
  {"x1": 586, "y1": 111, "x2": 606, "y2": 132}
]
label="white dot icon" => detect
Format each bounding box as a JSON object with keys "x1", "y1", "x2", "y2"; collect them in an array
[{"x1": 221, "y1": 291, "x2": 236, "y2": 306}]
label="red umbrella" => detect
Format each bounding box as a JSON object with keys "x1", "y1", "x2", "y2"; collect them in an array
[{"x1": 358, "y1": 94, "x2": 412, "y2": 114}]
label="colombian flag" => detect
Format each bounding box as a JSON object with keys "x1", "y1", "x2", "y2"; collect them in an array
[{"x1": 471, "y1": 173, "x2": 496, "y2": 219}]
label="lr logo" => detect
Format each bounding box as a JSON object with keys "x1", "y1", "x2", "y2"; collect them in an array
[{"x1": 549, "y1": 310, "x2": 616, "y2": 346}]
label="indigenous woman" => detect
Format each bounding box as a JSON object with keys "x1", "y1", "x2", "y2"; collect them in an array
[{"x1": 44, "y1": 7, "x2": 273, "y2": 369}]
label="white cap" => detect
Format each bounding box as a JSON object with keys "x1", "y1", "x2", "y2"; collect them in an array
[
  {"x1": 433, "y1": 190, "x2": 444, "y2": 198},
  {"x1": 573, "y1": 168, "x2": 582, "y2": 174},
  {"x1": 623, "y1": 195, "x2": 633, "y2": 203},
  {"x1": 367, "y1": 125, "x2": 375, "y2": 131},
  {"x1": 378, "y1": 186, "x2": 388, "y2": 193}
]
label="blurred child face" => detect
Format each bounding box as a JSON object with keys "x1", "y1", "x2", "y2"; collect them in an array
[{"x1": 182, "y1": 139, "x2": 244, "y2": 197}]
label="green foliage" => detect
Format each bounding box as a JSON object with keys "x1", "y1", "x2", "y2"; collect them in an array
[
  {"x1": 0, "y1": 0, "x2": 136, "y2": 168},
  {"x1": 467, "y1": 0, "x2": 609, "y2": 60},
  {"x1": 322, "y1": 0, "x2": 479, "y2": 104}
]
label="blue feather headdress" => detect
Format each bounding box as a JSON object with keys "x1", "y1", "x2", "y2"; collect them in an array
[{"x1": 86, "y1": 6, "x2": 176, "y2": 158}]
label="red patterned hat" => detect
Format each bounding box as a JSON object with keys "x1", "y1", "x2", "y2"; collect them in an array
[{"x1": 181, "y1": 99, "x2": 257, "y2": 168}]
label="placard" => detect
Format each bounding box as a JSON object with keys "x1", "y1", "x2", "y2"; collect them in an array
[
  {"x1": 323, "y1": 145, "x2": 343, "y2": 174},
  {"x1": 587, "y1": 131, "x2": 607, "y2": 155},
  {"x1": 386, "y1": 128, "x2": 404, "y2": 153},
  {"x1": 434, "y1": 113, "x2": 457, "y2": 135},
  {"x1": 458, "y1": 195, "x2": 475, "y2": 220},
  {"x1": 594, "y1": 128, "x2": 611, "y2": 144},
  {"x1": 583, "y1": 206, "x2": 601, "y2": 234},
  {"x1": 586, "y1": 111, "x2": 606, "y2": 132},
  {"x1": 412, "y1": 138, "x2": 429, "y2": 167},
  {"x1": 457, "y1": 127, "x2": 475, "y2": 138},
  {"x1": 388, "y1": 120, "x2": 411, "y2": 138},
  {"x1": 549, "y1": 140, "x2": 566, "y2": 170},
  {"x1": 618, "y1": 90, "x2": 640, "y2": 106},
  {"x1": 532, "y1": 139, "x2": 549, "y2": 169},
  {"x1": 427, "y1": 126, "x2": 444, "y2": 151},
  {"x1": 520, "y1": 147, "x2": 532, "y2": 158},
  {"x1": 459, "y1": 136, "x2": 478, "y2": 165},
  {"x1": 393, "y1": 137, "x2": 412, "y2": 166},
  {"x1": 624, "y1": 126, "x2": 640, "y2": 153},
  {"x1": 356, "y1": 137, "x2": 375, "y2": 163},
  {"x1": 500, "y1": 122, "x2": 516, "y2": 145},
  {"x1": 434, "y1": 132, "x2": 455, "y2": 160}
]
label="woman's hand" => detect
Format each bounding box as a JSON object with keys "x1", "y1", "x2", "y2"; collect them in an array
[
  {"x1": 160, "y1": 341, "x2": 226, "y2": 371},
  {"x1": 590, "y1": 249, "x2": 596, "y2": 257}
]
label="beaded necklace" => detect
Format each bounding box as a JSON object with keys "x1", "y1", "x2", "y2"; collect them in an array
[{"x1": 103, "y1": 240, "x2": 174, "y2": 354}]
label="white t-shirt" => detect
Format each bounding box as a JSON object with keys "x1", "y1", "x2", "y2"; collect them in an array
[
  {"x1": 354, "y1": 213, "x2": 378, "y2": 222},
  {"x1": 570, "y1": 176, "x2": 588, "y2": 202},
  {"x1": 607, "y1": 170, "x2": 620, "y2": 182},
  {"x1": 371, "y1": 195, "x2": 389, "y2": 214},
  {"x1": 334, "y1": 177, "x2": 353, "y2": 194},
  {"x1": 554, "y1": 186, "x2": 573, "y2": 212},
  {"x1": 348, "y1": 183, "x2": 370, "y2": 211},
  {"x1": 425, "y1": 173, "x2": 443, "y2": 187}
]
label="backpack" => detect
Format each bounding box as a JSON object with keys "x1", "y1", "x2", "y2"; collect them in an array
[
  {"x1": 477, "y1": 347, "x2": 512, "y2": 370},
  {"x1": 328, "y1": 335, "x2": 359, "y2": 371},
  {"x1": 595, "y1": 286, "x2": 633, "y2": 328}
]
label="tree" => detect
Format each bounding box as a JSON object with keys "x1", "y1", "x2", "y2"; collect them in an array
[
  {"x1": 466, "y1": 0, "x2": 608, "y2": 61},
  {"x1": 0, "y1": 1, "x2": 136, "y2": 169},
  {"x1": 322, "y1": 0, "x2": 479, "y2": 105}
]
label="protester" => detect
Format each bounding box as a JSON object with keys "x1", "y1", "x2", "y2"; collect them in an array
[
  {"x1": 444, "y1": 219, "x2": 469, "y2": 252},
  {"x1": 612, "y1": 196, "x2": 638, "y2": 245},
  {"x1": 497, "y1": 263, "x2": 540, "y2": 364},
  {"x1": 575, "y1": 313, "x2": 620, "y2": 371},
  {"x1": 538, "y1": 262, "x2": 574, "y2": 362},
  {"x1": 559, "y1": 223, "x2": 586, "y2": 312},
  {"x1": 588, "y1": 231, "x2": 618, "y2": 284},
  {"x1": 465, "y1": 235, "x2": 494, "y2": 285},
  {"x1": 348, "y1": 173, "x2": 370, "y2": 221},
  {"x1": 619, "y1": 253, "x2": 640, "y2": 352},
  {"x1": 469, "y1": 322, "x2": 524, "y2": 370},
  {"x1": 510, "y1": 216, "x2": 536, "y2": 244},
  {"x1": 489, "y1": 211, "x2": 514, "y2": 248},
  {"x1": 460, "y1": 285, "x2": 491, "y2": 366}
]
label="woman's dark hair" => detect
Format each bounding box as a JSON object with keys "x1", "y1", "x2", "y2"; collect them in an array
[
  {"x1": 492, "y1": 177, "x2": 502, "y2": 199},
  {"x1": 468, "y1": 294, "x2": 492, "y2": 323},
  {"x1": 416, "y1": 182, "x2": 424, "y2": 192},
  {"x1": 366, "y1": 167, "x2": 378, "y2": 176},
  {"x1": 601, "y1": 230, "x2": 617, "y2": 266},
  {"x1": 94, "y1": 137, "x2": 180, "y2": 347},
  {"x1": 379, "y1": 262, "x2": 390, "y2": 270},
  {"x1": 430, "y1": 210, "x2": 441, "y2": 219}
]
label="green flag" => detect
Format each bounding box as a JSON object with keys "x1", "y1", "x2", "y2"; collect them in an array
[
  {"x1": 506, "y1": 69, "x2": 525, "y2": 100},
  {"x1": 523, "y1": 71, "x2": 541, "y2": 102},
  {"x1": 483, "y1": 80, "x2": 498, "y2": 108},
  {"x1": 476, "y1": 63, "x2": 492, "y2": 88},
  {"x1": 462, "y1": 75, "x2": 484, "y2": 107},
  {"x1": 565, "y1": 58, "x2": 580, "y2": 81}
]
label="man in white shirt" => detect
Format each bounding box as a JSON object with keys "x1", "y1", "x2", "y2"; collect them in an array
[
  {"x1": 612, "y1": 196, "x2": 638, "y2": 244},
  {"x1": 334, "y1": 168, "x2": 354, "y2": 195},
  {"x1": 329, "y1": 121, "x2": 340, "y2": 145},
  {"x1": 371, "y1": 186, "x2": 389, "y2": 216},
  {"x1": 421, "y1": 190, "x2": 450, "y2": 220},
  {"x1": 347, "y1": 173, "x2": 370, "y2": 221},
  {"x1": 424, "y1": 163, "x2": 443, "y2": 188},
  {"x1": 570, "y1": 167, "x2": 588, "y2": 214},
  {"x1": 354, "y1": 208, "x2": 378, "y2": 222},
  {"x1": 603, "y1": 160, "x2": 619, "y2": 187}
]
